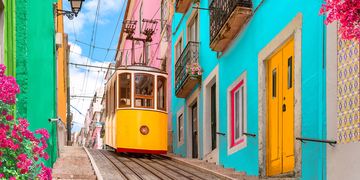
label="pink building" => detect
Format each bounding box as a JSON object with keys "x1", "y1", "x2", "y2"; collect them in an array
[{"x1": 115, "y1": 0, "x2": 174, "y2": 151}]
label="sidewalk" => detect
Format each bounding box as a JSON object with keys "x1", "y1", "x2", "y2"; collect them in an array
[{"x1": 52, "y1": 146, "x2": 97, "y2": 179}]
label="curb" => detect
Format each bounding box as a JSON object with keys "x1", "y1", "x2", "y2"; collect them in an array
[
  {"x1": 84, "y1": 147, "x2": 104, "y2": 180},
  {"x1": 162, "y1": 154, "x2": 237, "y2": 180}
]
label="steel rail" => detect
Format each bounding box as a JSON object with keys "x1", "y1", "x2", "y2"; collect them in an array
[
  {"x1": 151, "y1": 155, "x2": 208, "y2": 180},
  {"x1": 134, "y1": 154, "x2": 187, "y2": 180},
  {"x1": 116, "y1": 152, "x2": 169, "y2": 180},
  {"x1": 99, "y1": 150, "x2": 142, "y2": 180}
]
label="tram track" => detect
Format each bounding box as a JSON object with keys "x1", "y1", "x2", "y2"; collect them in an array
[{"x1": 90, "y1": 150, "x2": 225, "y2": 180}]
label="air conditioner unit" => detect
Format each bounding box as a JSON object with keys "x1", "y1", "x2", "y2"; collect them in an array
[{"x1": 55, "y1": 32, "x2": 63, "y2": 48}]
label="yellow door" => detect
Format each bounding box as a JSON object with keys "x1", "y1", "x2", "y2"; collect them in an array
[{"x1": 267, "y1": 39, "x2": 295, "y2": 176}]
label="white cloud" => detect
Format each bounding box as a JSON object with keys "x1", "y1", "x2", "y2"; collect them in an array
[
  {"x1": 64, "y1": 0, "x2": 124, "y2": 34},
  {"x1": 68, "y1": 42, "x2": 109, "y2": 131}
]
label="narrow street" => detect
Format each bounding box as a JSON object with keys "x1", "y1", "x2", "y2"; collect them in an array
[{"x1": 1, "y1": 0, "x2": 359, "y2": 179}]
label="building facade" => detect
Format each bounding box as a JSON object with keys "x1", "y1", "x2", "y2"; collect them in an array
[
  {"x1": 171, "y1": 0, "x2": 328, "y2": 179},
  {"x1": 84, "y1": 89, "x2": 104, "y2": 149},
  {"x1": 326, "y1": 22, "x2": 360, "y2": 179},
  {"x1": 16, "y1": 0, "x2": 60, "y2": 166}
]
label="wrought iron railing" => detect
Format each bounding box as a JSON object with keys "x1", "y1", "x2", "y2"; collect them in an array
[
  {"x1": 175, "y1": 41, "x2": 200, "y2": 92},
  {"x1": 209, "y1": 0, "x2": 252, "y2": 44}
]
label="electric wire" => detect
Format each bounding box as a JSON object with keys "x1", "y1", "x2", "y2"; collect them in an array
[
  {"x1": 79, "y1": 0, "x2": 101, "y2": 110},
  {"x1": 103, "y1": 0, "x2": 127, "y2": 61}
]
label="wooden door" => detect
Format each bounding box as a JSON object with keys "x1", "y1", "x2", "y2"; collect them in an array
[
  {"x1": 267, "y1": 39, "x2": 295, "y2": 176},
  {"x1": 211, "y1": 83, "x2": 217, "y2": 150},
  {"x1": 191, "y1": 102, "x2": 198, "y2": 158}
]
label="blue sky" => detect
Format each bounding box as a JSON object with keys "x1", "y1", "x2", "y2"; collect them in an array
[{"x1": 63, "y1": 0, "x2": 126, "y2": 132}]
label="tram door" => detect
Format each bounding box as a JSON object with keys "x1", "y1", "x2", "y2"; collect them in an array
[
  {"x1": 191, "y1": 102, "x2": 198, "y2": 158},
  {"x1": 266, "y1": 39, "x2": 295, "y2": 176}
]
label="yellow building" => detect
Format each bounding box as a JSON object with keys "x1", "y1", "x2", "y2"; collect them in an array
[{"x1": 56, "y1": 0, "x2": 70, "y2": 125}]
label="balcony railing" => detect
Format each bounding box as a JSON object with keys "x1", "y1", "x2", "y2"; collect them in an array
[
  {"x1": 210, "y1": 0, "x2": 252, "y2": 52},
  {"x1": 176, "y1": 0, "x2": 192, "y2": 13},
  {"x1": 175, "y1": 41, "x2": 200, "y2": 98}
]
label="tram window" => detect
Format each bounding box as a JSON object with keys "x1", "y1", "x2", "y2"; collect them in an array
[
  {"x1": 118, "y1": 73, "x2": 131, "y2": 107},
  {"x1": 135, "y1": 74, "x2": 154, "y2": 108},
  {"x1": 157, "y1": 76, "x2": 166, "y2": 111}
]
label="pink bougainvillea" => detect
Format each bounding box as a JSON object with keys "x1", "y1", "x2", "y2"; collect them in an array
[
  {"x1": 320, "y1": 0, "x2": 360, "y2": 40},
  {"x1": 0, "y1": 64, "x2": 52, "y2": 180}
]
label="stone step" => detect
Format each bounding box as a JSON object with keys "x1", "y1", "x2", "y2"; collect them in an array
[
  {"x1": 52, "y1": 173, "x2": 97, "y2": 179},
  {"x1": 52, "y1": 168, "x2": 95, "y2": 175},
  {"x1": 54, "y1": 157, "x2": 91, "y2": 166}
]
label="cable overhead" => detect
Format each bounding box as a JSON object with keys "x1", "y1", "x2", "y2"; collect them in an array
[
  {"x1": 79, "y1": 0, "x2": 101, "y2": 110},
  {"x1": 104, "y1": 0, "x2": 127, "y2": 60}
]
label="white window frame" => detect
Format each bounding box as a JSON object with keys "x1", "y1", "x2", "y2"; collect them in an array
[
  {"x1": 186, "y1": 10, "x2": 199, "y2": 43},
  {"x1": 177, "y1": 107, "x2": 185, "y2": 146},
  {"x1": 174, "y1": 33, "x2": 183, "y2": 63},
  {"x1": 227, "y1": 71, "x2": 247, "y2": 155}
]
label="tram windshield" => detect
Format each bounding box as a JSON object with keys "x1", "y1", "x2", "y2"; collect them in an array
[{"x1": 135, "y1": 74, "x2": 154, "y2": 108}]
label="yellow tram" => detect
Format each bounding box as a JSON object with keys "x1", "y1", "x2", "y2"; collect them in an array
[{"x1": 104, "y1": 65, "x2": 167, "y2": 154}]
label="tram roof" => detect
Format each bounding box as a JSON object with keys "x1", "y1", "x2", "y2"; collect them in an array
[
  {"x1": 115, "y1": 65, "x2": 167, "y2": 74},
  {"x1": 105, "y1": 65, "x2": 167, "y2": 85}
]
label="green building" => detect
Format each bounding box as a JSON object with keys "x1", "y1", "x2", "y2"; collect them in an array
[{"x1": 3, "y1": 0, "x2": 59, "y2": 166}]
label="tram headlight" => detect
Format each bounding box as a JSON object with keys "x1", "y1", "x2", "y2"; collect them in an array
[{"x1": 140, "y1": 125, "x2": 149, "y2": 135}]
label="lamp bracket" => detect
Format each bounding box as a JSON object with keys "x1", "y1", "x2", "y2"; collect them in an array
[{"x1": 56, "y1": 9, "x2": 76, "y2": 20}]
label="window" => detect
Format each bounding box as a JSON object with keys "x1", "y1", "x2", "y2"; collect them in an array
[
  {"x1": 118, "y1": 73, "x2": 131, "y2": 108},
  {"x1": 145, "y1": 42, "x2": 150, "y2": 64},
  {"x1": 113, "y1": 80, "x2": 116, "y2": 112},
  {"x1": 157, "y1": 76, "x2": 166, "y2": 111},
  {"x1": 175, "y1": 38, "x2": 183, "y2": 61},
  {"x1": 177, "y1": 111, "x2": 184, "y2": 145},
  {"x1": 135, "y1": 74, "x2": 154, "y2": 108},
  {"x1": 139, "y1": 1, "x2": 143, "y2": 34},
  {"x1": 187, "y1": 13, "x2": 198, "y2": 42},
  {"x1": 160, "y1": 0, "x2": 168, "y2": 31},
  {"x1": 288, "y1": 57, "x2": 293, "y2": 89},
  {"x1": 228, "y1": 73, "x2": 247, "y2": 154}
]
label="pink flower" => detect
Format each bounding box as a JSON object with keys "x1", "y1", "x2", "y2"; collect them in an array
[
  {"x1": 6, "y1": 115, "x2": 14, "y2": 121},
  {"x1": 35, "y1": 129, "x2": 50, "y2": 139},
  {"x1": 0, "y1": 64, "x2": 5, "y2": 76},
  {"x1": 9, "y1": 176, "x2": 16, "y2": 180},
  {"x1": 0, "y1": 173, "x2": 4, "y2": 178},
  {"x1": 320, "y1": 0, "x2": 360, "y2": 40},
  {"x1": 38, "y1": 163, "x2": 52, "y2": 180},
  {"x1": 1, "y1": 110, "x2": 7, "y2": 116}
]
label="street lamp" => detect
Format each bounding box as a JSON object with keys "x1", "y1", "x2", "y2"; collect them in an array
[
  {"x1": 69, "y1": 0, "x2": 84, "y2": 16},
  {"x1": 57, "y1": 0, "x2": 84, "y2": 20}
]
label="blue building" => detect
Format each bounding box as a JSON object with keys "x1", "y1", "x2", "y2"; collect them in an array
[{"x1": 171, "y1": 0, "x2": 329, "y2": 179}]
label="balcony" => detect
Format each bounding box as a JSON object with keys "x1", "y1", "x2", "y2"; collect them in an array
[
  {"x1": 175, "y1": 0, "x2": 192, "y2": 13},
  {"x1": 210, "y1": 0, "x2": 252, "y2": 52},
  {"x1": 175, "y1": 42, "x2": 200, "y2": 98}
]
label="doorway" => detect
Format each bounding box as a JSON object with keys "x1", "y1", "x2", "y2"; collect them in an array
[
  {"x1": 210, "y1": 83, "x2": 217, "y2": 150},
  {"x1": 266, "y1": 39, "x2": 295, "y2": 176},
  {"x1": 191, "y1": 102, "x2": 198, "y2": 158}
]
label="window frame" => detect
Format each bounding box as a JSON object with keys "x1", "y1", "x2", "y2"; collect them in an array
[
  {"x1": 227, "y1": 72, "x2": 247, "y2": 155},
  {"x1": 186, "y1": 10, "x2": 199, "y2": 43},
  {"x1": 174, "y1": 35, "x2": 183, "y2": 62},
  {"x1": 117, "y1": 73, "x2": 132, "y2": 108},
  {"x1": 177, "y1": 107, "x2": 185, "y2": 146},
  {"x1": 134, "y1": 73, "x2": 155, "y2": 109},
  {"x1": 157, "y1": 75, "x2": 167, "y2": 111}
]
